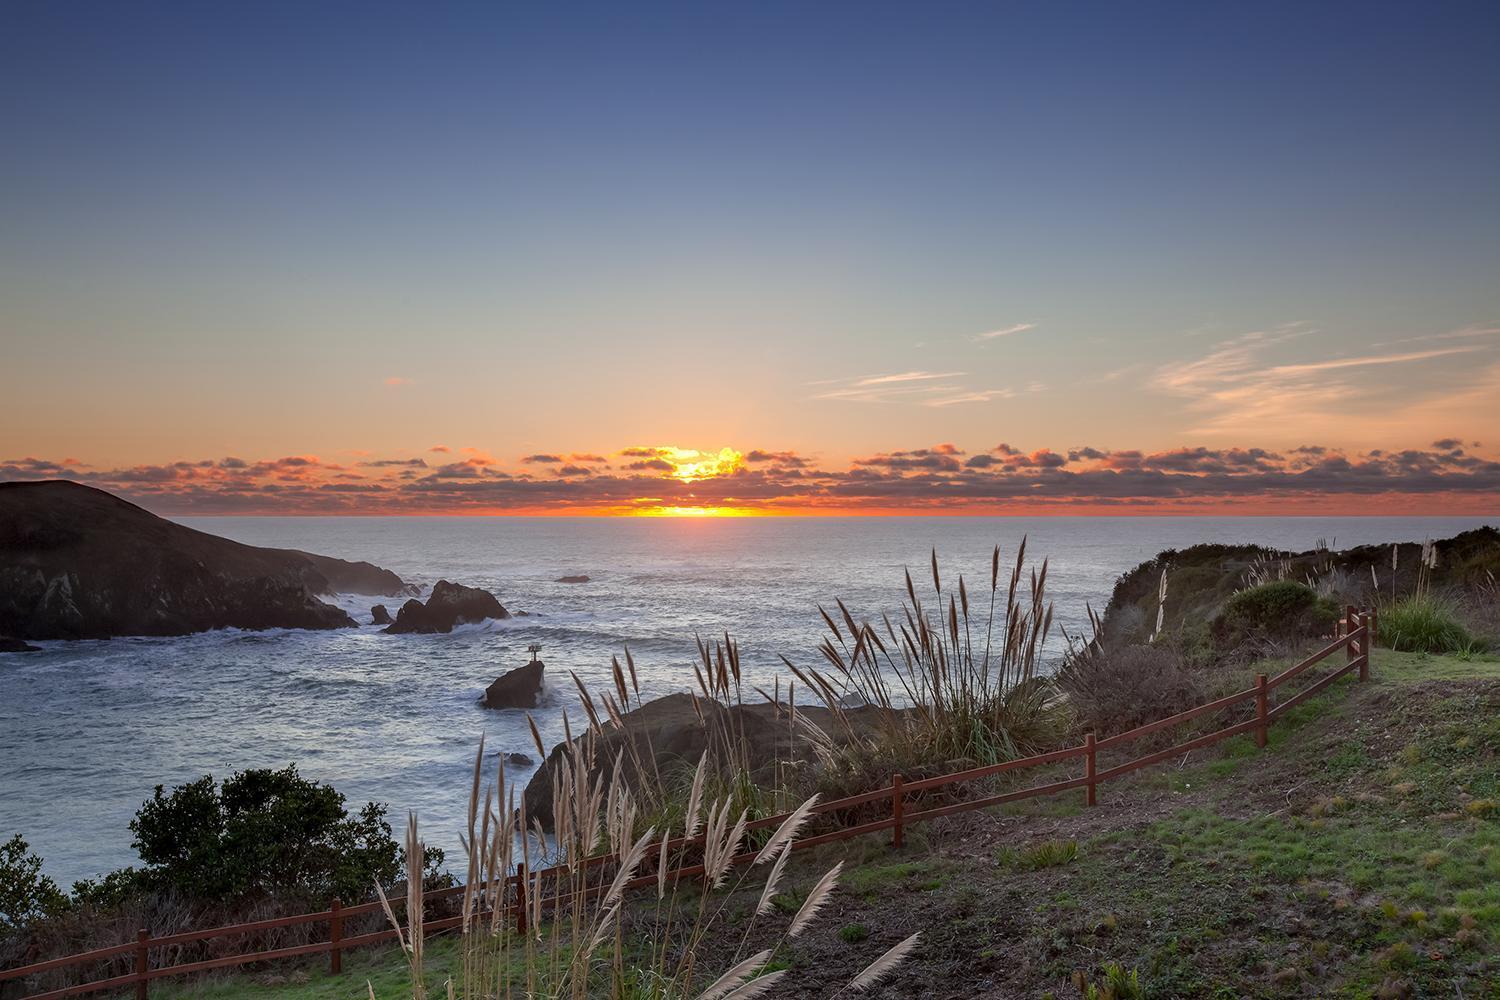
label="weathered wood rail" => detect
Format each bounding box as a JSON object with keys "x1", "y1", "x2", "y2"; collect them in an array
[{"x1": 1, "y1": 609, "x2": 1375, "y2": 999}]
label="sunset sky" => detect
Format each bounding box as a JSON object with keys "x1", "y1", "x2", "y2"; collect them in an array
[{"x1": 2, "y1": 2, "x2": 1497, "y2": 514}]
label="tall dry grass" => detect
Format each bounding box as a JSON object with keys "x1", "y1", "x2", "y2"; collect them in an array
[
  {"x1": 782, "y1": 540, "x2": 1068, "y2": 786},
  {"x1": 375, "y1": 736, "x2": 919, "y2": 998}
]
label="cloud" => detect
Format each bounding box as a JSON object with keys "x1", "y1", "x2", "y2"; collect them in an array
[
  {"x1": 854, "y1": 371, "x2": 967, "y2": 387},
  {"x1": 384, "y1": 376, "x2": 412, "y2": 386},
  {"x1": 812, "y1": 370, "x2": 1016, "y2": 407},
  {"x1": 522, "y1": 454, "x2": 564, "y2": 464},
  {"x1": 746, "y1": 450, "x2": 809, "y2": 468},
  {"x1": 8, "y1": 438, "x2": 1498, "y2": 515},
  {"x1": 973, "y1": 322, "x2": 1035, "y2": 342},
  {"x1": 1151, "y1": 324, "x2": 1500, "y2": 439}
]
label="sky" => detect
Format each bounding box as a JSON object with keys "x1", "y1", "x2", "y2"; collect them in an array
[{"x1": 2, "y1": 1, "x2": 1498, "y2": 514}]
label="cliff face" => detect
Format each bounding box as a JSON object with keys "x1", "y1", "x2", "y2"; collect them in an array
[{"x1": 0, "y1": 481, "x2": 412, "y2": 639}]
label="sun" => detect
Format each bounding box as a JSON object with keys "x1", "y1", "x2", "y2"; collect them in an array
[{"x1": 660, "y1": 446, "x2": 744, "y2": 483}]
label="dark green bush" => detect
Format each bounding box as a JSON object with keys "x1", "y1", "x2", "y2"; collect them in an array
[
  {"x1": 129, "y1": 765, "x2": 434, "y2": 903},
  {"x1": 1212, "y1": 581, "x2": 1338, "y2": 649},
  {"x1": 0, "y1": 834, "x2": 66, "y2": 929}
]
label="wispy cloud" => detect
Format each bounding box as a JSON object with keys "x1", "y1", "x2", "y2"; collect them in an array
[
  {"x1": 384, "y1": 376, "x2": 412, "y2": 386},
  {"x1": 973, "y1": 322, "x2": 1035, "y2": 342},
  {"x1": 854, "y1": 371, "x2": 966, "y2": 386},
  {"x1": 813, "y1": 370, "x2": 1017, "y2": 406},
  {"x1": 927, "y1": 389, "x2": 1014, "y2": 407},
  {"x1": 1151, "y1": 324, "x2": 1500, "y2": 438}
]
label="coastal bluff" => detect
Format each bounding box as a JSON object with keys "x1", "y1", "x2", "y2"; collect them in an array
[{"x1": 0, "y1": 480, "x2": 413, "y2": 639}]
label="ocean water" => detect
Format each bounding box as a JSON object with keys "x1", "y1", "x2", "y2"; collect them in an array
[{"x1": 1, "y1": 514, "x2": 1491, "y2": 886}]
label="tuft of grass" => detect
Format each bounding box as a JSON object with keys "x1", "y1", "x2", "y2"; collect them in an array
[
  {"x1": 1379, "y1": 595, "x2": 1476, "y2": 654},
  {"x1": 838, "y1": 922, "x2": 870, "y2": 943},
  {"x1": 997, "y1": 839, "x2": 1078, "y2": 871}
]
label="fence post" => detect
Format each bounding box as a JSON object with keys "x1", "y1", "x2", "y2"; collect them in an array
[
  {"x1": 1345, "y1": 605, "x2": 1358, "y2": 668},
  {"x1": 1254, "y1": 674, "x2": 1268, "y2": 748},
  {"x1": 329, "y1": 897, "x2": 342, "y2": 975},
  {"x1": 134, "y1": 927, "x2": 149, "y2": 1000},
  {"x1": 891, "y1": 774, "x2": 904, "y2": 848},
  {"x1": 515, "y1": 864, "x2": 528, "y2": 935},
  {"x1": 1084, "y1": 733, "x2": 1096, "y2": 807},
  {"x1": 1357, "y1": 608, "x2": 1370, "y2": 681}
]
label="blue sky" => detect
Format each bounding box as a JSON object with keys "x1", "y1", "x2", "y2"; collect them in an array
[{"x1": 2, "y1": 1, "x2": 1497, "y2": 503}]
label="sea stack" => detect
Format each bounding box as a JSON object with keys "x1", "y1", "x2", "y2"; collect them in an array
[
  {"x1": 384, "y1": 580, "x2": 510, "y2": 634},
  {"x1": 480, "y1": 659, "x2": 545, "y2": 709}
]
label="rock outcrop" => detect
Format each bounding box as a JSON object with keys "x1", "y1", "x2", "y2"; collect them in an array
[
  {"x1": 555, "y1": 575, "x2": 590, "y2": 584},
  {"x1": 0, "y1": 481, "x2": 415, "y2": 639},
  {"x1": 480, "y1": 659, "x2": 544, "y2": 709},
  {"x1": 521, "y1": 693, "x2": 890, "y2": 827},
  {"x1": 0, "y1": 636, "x2": 41, "y2": 653},
  {"x1": 370, "y1": 604, "x2": 394, "y2": 625},
  {"x1": 385, "y1": 580, "x2": 510, "y2": 634}
]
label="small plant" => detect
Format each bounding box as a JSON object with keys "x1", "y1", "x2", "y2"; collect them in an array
[
  {"x1": 1078, "y1": 961, "x2": 1145, "y2": 1000},
  {"x1": 999, "y1": 839, "x2": 1079, "y2": 871},
  {"x1": 839, "y1": 922, "x2": 871, "y2": 943}
]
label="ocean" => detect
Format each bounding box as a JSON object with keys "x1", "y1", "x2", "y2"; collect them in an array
[{"x1": 1, "y1": 514, "x2": 1491, "y2": 886}]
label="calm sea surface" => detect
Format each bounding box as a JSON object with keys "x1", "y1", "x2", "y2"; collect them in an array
[{"x1": 1, "y1": 515, "x2": 1491, "y2": 885}]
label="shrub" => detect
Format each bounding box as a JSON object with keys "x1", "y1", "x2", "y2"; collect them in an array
[
  {"x1": 129, "y1": 765, "x2": 432, "y2": 904},
  {"x1": 1056, "y1": 644, "x2": 1205, "y2": 739},
  {"x1": 1378, "y1": 594, "x2": 1476, "y2": 653},
  {"x1": 0, "y1": 835, "x2": 66, "y2": 929},
  {"x1": 1212, "y1": 581, "x2": 1339, "y2": 649}
]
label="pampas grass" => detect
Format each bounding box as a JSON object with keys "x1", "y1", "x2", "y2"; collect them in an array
[
  {"x1": 786, "y1": 540, "x2": 1068, "y2": 785},
  {"x1": 372, "y1": 736, "x2": 902, "y2": 999}
]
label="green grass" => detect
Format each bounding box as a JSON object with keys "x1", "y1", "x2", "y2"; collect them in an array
[
  {"x1": 1379, "y1": 595, "x2": 1478, "y2": 653},
  {"x1": 155, "y1": 934, "x2": 464, "y2": 999}
]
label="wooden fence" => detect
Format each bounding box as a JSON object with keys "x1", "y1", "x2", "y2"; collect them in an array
[{"x1": 1, "y1": 609, "x2": 1375, "y2": 999}]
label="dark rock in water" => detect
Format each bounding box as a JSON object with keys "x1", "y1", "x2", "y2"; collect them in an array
[
  {"x1": 370, "y1": 604, "x2": 393, "y2": 625},
  {"x1": 555, "y1": 575, "x2": 590, "y2": 584},
  {"x1": 0, "y1": 636, "x2": 41, "y2": 653},
  {"x1": 385, "y1": 580, "x2": 510, "y2": 634},
  {"x1": 490, "y1": 751, "x2": 535, "y2": 767},
  {"x1": 480, "y1": 660, "x2": 544, "y2": 709},
  {"x1": 0, "y1": 481, "x2": 416, "y2": 639}
]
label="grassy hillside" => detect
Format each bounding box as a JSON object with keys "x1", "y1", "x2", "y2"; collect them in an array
[{"x1": 142, "y1": 646, "x2": 1500, "y2": 999}]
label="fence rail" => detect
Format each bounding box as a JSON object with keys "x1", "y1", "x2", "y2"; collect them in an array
[{"x1": 2, "y1": 609, "x2": 1376, "y2": 999}]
